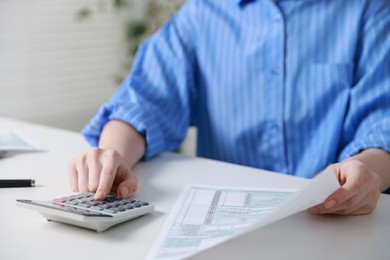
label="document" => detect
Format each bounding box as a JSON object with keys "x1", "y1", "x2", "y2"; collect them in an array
[
  {"x1": 147, "y1": 166, "x2": 340, "y2": 260},
  {"x1": 0, "y1": 130, "x2": 42, "y2": 155},
  {"x1": 147, "y1": 186, "x2": 293, "y2": 260}
]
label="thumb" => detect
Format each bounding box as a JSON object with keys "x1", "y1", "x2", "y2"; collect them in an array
[{"x1": 116, "y1": 172, "x2": 137, "y2": 198}]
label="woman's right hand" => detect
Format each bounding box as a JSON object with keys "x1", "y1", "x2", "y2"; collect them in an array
[{"x1": 68, "y1": 147, "x2": 137, "y2": 200}]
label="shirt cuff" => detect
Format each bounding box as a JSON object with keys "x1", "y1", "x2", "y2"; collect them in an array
[
  {"x1": 338, "y1": 132, "x2": 390, "y2": 161},
  {"x1": 81, "y1": 102, "x2": 165, "y2": 160}
]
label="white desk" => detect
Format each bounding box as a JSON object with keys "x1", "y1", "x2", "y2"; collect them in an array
[{"x1": 1, "y1": 117, "x2": 389, "y2": 260}]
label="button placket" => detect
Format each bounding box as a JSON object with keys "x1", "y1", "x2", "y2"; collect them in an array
[{"x1": 263, "y1": 3, "x2": 287, "y2": 173}]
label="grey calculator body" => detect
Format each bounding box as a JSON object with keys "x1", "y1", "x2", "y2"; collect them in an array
[{"x1": 17, "y1": 193, "x2": 154, "y2": 232}]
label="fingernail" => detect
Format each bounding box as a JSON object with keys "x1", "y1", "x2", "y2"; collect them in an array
[
  {"x1": 326, "y1": 200, "x2": 336, "y2": 209},
  {"x1": 121, "y1": 187, "x2": 129, "y2": 197},
  {"x1": 308, "y1": 208, "x2": 318, "y2": 214},
  {"x1": 95, "y1": 191, "x2": 104, "y2": 200}
]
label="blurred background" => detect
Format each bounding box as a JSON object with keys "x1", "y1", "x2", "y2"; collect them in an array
[{"x1": 0, "y1": 0, "x2": 196, "y2": 155}]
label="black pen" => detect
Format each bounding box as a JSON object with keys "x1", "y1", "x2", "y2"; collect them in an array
[{"x1": 0, "y1": 179, "x2": 35, "y2": 188}]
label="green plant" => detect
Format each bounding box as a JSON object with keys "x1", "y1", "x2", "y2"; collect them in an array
[{"x1": 76, "y1": 0, "x2": 183, "y2": 84}]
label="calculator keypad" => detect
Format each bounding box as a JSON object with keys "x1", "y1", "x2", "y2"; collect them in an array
[{"x1": 53, "y1": 193, "x2": 149, "y2": 215}]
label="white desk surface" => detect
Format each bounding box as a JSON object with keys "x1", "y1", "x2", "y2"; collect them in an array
[{"x1": 0, "y1": 117, "x2": 389, "y2": 260}]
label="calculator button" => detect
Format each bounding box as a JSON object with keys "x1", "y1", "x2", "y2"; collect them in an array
[
  {"x1": 78, "y1": 203, "x2": 91, "y2": 208},
  {"x1": 103, "y1": 209, "x2": 118, "y2": 214},
  {"x1": 136, "y1": 201, "x2": 149, "y2": 206},
  {"x1": 53, "y1": 199, "x2": 66, "y2": 204}
]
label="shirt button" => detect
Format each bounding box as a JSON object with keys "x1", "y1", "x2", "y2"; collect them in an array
[
  {"x1": 271, "y1": 68, "x2": 280, "y2": 75},
  {"x1": 270, "y1": 124, "x2": 279, "y2": 133},
  {"x1": 273, "y1": 14, "x2": 281, "y2": 22}
]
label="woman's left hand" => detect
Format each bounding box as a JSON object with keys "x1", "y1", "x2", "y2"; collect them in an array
[{"x1": 308, "y1": 159, "x2": 381, "y2": 215}]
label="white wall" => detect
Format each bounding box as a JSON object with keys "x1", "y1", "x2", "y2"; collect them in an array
[
  {"x1": 0, "y1": 0, "x2": 196, "y2": 155},
  {"x1": 0, "y1": 0, "x2": 144, "y2": 131}
]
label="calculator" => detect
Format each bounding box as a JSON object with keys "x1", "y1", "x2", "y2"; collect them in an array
[{"x1": 16, "y1": 193, "x2": 154, "y2": 232}]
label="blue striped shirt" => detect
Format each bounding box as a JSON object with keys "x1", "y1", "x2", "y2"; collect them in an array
[{"x1": 82, "y1": 0, "x2": 390, "y2": 178}]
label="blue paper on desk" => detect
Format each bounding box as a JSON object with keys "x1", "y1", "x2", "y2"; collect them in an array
[{"x1": 0, "y1": 130, "x2": 43, "y2": 157}]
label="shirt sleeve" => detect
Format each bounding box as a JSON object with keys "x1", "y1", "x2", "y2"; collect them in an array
[
  {"x1": 81, "y1": 1, "x2": 198, "y2": 160},
  {"x1": 339, "y1": 2, "x2": 390, "y2": 160}
]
